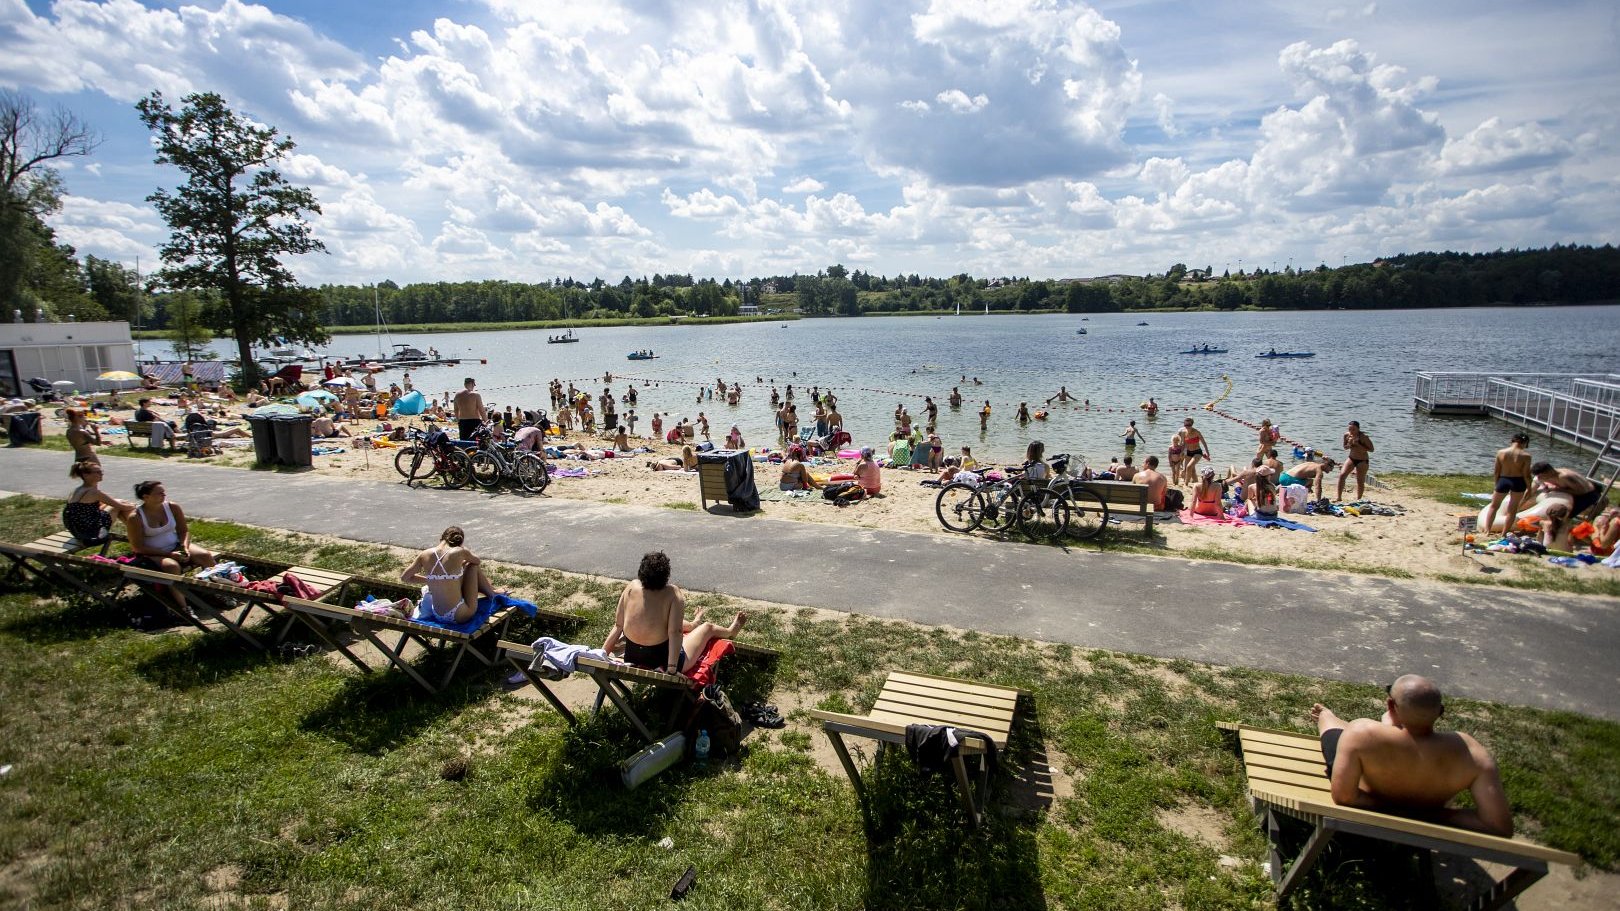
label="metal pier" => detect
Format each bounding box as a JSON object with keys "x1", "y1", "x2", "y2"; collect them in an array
[{"x1": 1414, "y1": 372, "x2": 1620, "y2": 451}]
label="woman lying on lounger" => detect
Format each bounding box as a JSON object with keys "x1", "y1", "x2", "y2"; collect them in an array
[
  {"x1": 602, "y1": 551, "x2": 746, "y2": 674},
  {"x1": 400, "y1": 525, "x2": 496, "y2": 624}
]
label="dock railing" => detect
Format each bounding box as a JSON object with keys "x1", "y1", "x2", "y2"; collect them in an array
[{"x1": 1415, "y1": 372, "x2": 1620, "y2": 457}]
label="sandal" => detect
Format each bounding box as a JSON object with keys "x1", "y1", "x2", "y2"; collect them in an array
[{"x1": 741, "y1": 702, "x2": 785, "y2": 728}]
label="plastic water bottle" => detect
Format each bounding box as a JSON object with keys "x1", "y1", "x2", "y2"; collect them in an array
[{"x1": 694, "y1": 729, "x2": 711, "y2": 768}]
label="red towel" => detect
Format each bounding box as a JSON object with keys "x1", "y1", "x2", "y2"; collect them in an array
[{"x1": 682, "y1": 638, "x2": 735, "y2": 687}]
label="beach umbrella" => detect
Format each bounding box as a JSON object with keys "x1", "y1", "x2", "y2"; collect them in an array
[
  {"x1": 98, "y1": 369, "x2": 142, "y2": 393},
  {"x1": 295, "y1": 390, "x2": 337, "y2": 408},
  {"x1": 321, "y1": 376, "x2": 362, "y2": 388}
]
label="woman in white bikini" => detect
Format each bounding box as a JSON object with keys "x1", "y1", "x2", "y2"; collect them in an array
[{"x1": 400, "y1": 526, "x2": 494, "y2": 624}]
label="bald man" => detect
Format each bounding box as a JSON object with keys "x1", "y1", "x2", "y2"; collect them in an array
[{"x1": 1310, "y1": 675, "x2": 1512, "y2": 836}]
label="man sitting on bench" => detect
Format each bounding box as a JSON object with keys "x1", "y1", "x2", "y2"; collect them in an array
[
  {"x1": 1311, "y1": 675, "x2": 1511, "y2": 836},
  {"x1": 133, "y1": 398, "x2": 176, "y2": 448},
  {"x1": 602, "y1": 551, "x2": 746, "y2": 674}
]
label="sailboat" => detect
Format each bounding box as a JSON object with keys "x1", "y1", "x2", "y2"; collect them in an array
[{"x1": 548, "y1": 295, "x2": 581, "y2": 343}]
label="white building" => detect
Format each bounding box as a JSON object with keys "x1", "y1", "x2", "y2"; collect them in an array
[{"x1": 0, "y1": 321, "x2": 138, "y2": 397}]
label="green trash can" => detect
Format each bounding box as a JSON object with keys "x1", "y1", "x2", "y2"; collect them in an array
[
  {"x1": 271, "y1": 414, "x2": 315, "y2": 468},
  {"x1": 245, "y1": 413, "x2": 277, "y2": 465}
]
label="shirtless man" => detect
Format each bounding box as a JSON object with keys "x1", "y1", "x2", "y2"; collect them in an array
[
  {"x1": 1483, "y1": 434, "x2": 1533, "y2": 534},
  {"x1": 1337, "y1": 420, "x2": 1375, "y2": 500},
  {"x1": 1121, "y1": 420, "x2": 1144, "y2": 451},
  {"x1": 1226, "y1": 458, "x2": 1262, "y2": 492},
  {"x1": 1312, "y1": 675, "x2": 1511, "y2": 836},
  {"x1": 1045, "y1": 386, "x2": 1075, "y2": 405},
  {"x1": 1114, "y1": 455, "x2": 1138, "y2": 482},
  {"x1": 1134, "y1": 455, "x2": 1168, "y2": 511},
  {"x1": 1279, "y1": 457, "x2": 1336, "y2": 500},
  {"x1": 1531, "y1": 461, "x2": 1603, "y2": 519},
  {"x1": 603, "y1": 552, "x2": 746, "y2": 675},
  {"x1": 826, "y1": 404, "x2": 843, "y2": 433},
  {"x1": 453, "y1": 377, "x2": 484, "y2": 441},
  {"x1": 948, "y1": 387, "x2": 962, "y2": 408}
]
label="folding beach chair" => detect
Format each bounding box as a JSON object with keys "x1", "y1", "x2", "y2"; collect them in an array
[
  {"x1": 811, "y1": 671, "x2": 1022, "y2": 827},
  {"x1": 1226, "y1": 723, "x2": 1581, "y2": 909}
]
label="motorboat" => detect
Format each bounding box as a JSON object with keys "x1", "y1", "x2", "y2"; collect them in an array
[{"x1": 626, "y1": 351, "x2": 658, "y2": 360}]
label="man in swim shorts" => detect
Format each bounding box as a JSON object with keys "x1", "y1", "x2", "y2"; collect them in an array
[
  {"x1": 1336, "y1": 420, "x2": 1374, "y2": 501},
  {"x1": 1531, "y1": 461, "x2": 1603, "y2": 518},
  {"x1": 1484, "y1": 434, "x2": 1533, "y2": 534},
  {"x1": 1312, "y1": 675, "x2": 1511, "y2": 836},
  {"x1": 453, "y1": 377, "x2": 484, "y2": 441},
  {"x1": 1278, "y1": 457, "x2": 1336, "y2": 500}
]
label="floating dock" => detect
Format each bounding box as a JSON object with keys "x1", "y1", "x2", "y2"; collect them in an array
[{"x1": 1414, "y1": 371, "x2": 1620, "y2": 454}]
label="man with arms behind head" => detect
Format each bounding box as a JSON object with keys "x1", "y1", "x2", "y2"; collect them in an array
[{"x1": 1311, "y1": 675, "x2": 1511, "y2": 836}]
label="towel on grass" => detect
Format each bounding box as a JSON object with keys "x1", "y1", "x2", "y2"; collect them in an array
[
  {"x1": 1179, "y1": 509, "x2": 1245, "y2": 527},
  {"x1": 1241, "y1": 515, "x2": 1318, "y2": 532},
  {"x1": 412, "y1": 592, "x2": 538, "y2": 633}
]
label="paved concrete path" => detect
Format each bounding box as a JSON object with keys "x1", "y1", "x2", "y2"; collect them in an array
[{"x1": 3, "y1": 447, "x2": 1616, "y2": 719}]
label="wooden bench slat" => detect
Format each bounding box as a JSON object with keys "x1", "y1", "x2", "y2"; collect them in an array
[
  {"x1": 1246, "y1": 764, "x2": 1336, "y2": 793},
  {"x1": 874, "y1": 691, "x2": 1016, "y2": 728},
  {"x1": 885, "y1": 670, "x2": 1023, "y2": 700},
  {"x1": 281, "y1": 596, "x2": 476, "y2": 640},
  {"x1": 1240, "y1": 738, "x2": 1327, "y2": 765},
  {"x1": 867, "y1": 709, "x2": 1012, "y2": 746},
  {"x1": 875, "y1": 684, "x2": 1019, "y2": 719},
  {"x1": 1245, "y1": 752, "x2": 1330, "y2": 779},
  {"x1": 880, "y1": 676, "x2": 1020, "y2": 709}
]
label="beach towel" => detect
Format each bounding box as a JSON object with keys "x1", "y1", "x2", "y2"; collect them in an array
[
  {"x1": 682, "y1": 638, "x2": 735, "y2": 687},
  {"x1": 1179, "y1": 509, "x2": 1244, "y2": 527},
  {"x1": 551, "y1": 467, "x2": 589, "y2": 478},
  {"x1": 412, "y1": 592, "x2": 539, "y2": 634},
  {"x1": 1241, "y1": 515, "x2": 1318, "y2": 532}
]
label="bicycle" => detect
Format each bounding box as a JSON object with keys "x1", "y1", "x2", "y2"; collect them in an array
[
  {"x1": 1030, "y1": 453, "x2": 1112, "y2": 541},
  {"x1": 394, "y1": 428, "x2": 474, "y2": 489},
  {"x1": 935, "y1": 470, "x2": 1027, "y2": 535},
  {"x1": 934, "y1": 454, "x2": 1111, "y2": 542},
  {"x1": 464, "y1": 421, "x2": 550, "y2": 493}
]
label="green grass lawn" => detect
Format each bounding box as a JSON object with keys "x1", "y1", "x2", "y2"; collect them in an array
[{"x1": 1, "y1": 494, "x2": 1615, "y2": 909}]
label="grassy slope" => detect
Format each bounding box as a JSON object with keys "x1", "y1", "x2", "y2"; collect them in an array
[{"x1": 0, "y1": 495, "x2": 1614, "y2": 911}]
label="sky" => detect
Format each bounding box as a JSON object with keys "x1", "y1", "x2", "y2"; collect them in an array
[{"x1": 2, "y1": 0, "x2": 1617, "y2": 286}]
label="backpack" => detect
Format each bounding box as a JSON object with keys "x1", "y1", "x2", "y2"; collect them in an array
[{"x1": 685, "y1": 684, "x2": 744, "y2": 759}]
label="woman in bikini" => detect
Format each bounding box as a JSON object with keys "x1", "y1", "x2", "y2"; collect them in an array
[
  {"x1": 603, "y1": 552, "x2": 746, "y2": 674},
  {"x1": 63, "y1": 460, "x2": 131, "y2": 547},
  {"x1": 1178, "y1": 418, "x2": 1210, "y2": 485},
  {"x1": 1337, "y1": 420, "x2": 1375, "y2": 501},
  {"x1": 1191, "y1": 467, "x2": 1225, "y2": 517},
  {"x1": 64, "y1": 408, "x2": 103, "y2": 465},
  {"x1": 400, "y1": 526, "x2": 495, "y2": 625},
  {"x1": 778, "y1": 444, "x2": 822, "y2": 491},
  {"x1": 650, "y1": 445, "x2": 697, "y2": 472}
]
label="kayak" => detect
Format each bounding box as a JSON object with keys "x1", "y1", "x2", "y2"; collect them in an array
[
  {"x1": 1179, "y1": 348, "x2": 1228, "y2": 354},
  {"x1": 1256, "y1": 352, "x2": 1316, "y2": 358}
]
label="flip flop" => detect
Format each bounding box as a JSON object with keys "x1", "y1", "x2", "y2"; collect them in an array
[{"x1": 742, "y1": 703, "x2": 785, "y2": 728}]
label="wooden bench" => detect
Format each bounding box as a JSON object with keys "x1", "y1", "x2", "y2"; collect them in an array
[
  {"x1": 810, "y1": 671, "x2": 1023, "y2": 827},
  {"x1": 500, "y1": 637, "x2": 779, "y2": 743},
  {"x1": 1228, "y1": 723, "x2": 1581, "y2": 909},
  {"x1": 1, "y1": 531, "x2": 130, "y2": 608},
  {"x1": 698, "y1": 462, "x2": 730, "y2": 509},
  {"x1": 1076, "y1": 478, "x2": 1157, "y2": 535},
  {"x1": 150, "y1": 554, "x2": 354, "y2": 651},
  {"x1": 124, "y1": 420, "x2": 176, "y2": 450}
]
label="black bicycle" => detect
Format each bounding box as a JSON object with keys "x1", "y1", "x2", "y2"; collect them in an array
[{"x1": 394, "y1": 428, "x2": 474, "y2": 489}]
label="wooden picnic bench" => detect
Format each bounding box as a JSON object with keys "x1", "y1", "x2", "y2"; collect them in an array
[
  {"x1": 1077, "y1": 478, "x2": 1158, "y2": 535},
  {"x1": 500, "y1": 638, "x2": 780, "y2": 744},
  {"x1": 1, "y1": 531, "x2": 130, "y2": 608},
  {"x1": 811, "y1": 671, "x2": 1023, "y2": 827},
  {"x1": 124, "y1": 420, "x2": 176, "y2": 450},
  {"x1": 130, "y1": 554, "x2": 353, "y2": 650},
  {"x1": 1227, "y1": 723, "x2": 1581, "y2": 909}
]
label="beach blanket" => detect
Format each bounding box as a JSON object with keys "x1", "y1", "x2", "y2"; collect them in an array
[
  {"x1": 410, "y1": 592, "x2": 538, "y2": 634},
  {"x1": 1241, "y1": 515, "x2": 1318, "y2": 532},
  {"x1": 1178, "y1": 509, "x2": 1244, "y2": 527},
  {"x1": 550, "y1": 467, "x2": 589, "y2": 478}
]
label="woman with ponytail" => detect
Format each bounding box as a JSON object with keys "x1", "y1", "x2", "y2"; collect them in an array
[{"x1": 400, "y1": 526, "x2": 496, "y2": 624}]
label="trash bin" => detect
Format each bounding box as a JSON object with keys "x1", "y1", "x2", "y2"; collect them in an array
[
  {"x1": 5, "y1": 412, "x2": 42, "y2": 447},
  {"x1": 271, "y1": 414, "x2": 315, "y2": 468},
  {"x1": 697, "y1": 449, "x2": 759, "y2": 512},
  {"x1": 245, "y1": 413, "x2": 277, "y2": 465}
]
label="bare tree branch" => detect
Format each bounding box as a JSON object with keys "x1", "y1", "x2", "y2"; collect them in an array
[{"x1": 0, "y1": 90, "x2": 101, "y2": 198}]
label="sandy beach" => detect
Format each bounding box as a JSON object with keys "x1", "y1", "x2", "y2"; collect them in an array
[{"x1": 114, "y1": 414, "x2": 1596, "y2": 593}]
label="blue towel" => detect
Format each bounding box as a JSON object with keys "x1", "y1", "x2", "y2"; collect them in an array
[
  {"x1": 414, "y1": 592, "x2": 538, "y2": 634},
  {"x1": 1241, "y1": 515, "x2": 1318, "y2": 532}
]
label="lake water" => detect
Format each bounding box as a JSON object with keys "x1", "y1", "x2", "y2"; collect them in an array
[{"x1": 196, "y1": 305, "x2": 1620, "y2": 472}]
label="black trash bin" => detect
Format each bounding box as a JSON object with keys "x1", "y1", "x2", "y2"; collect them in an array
[
  {"x1": 245, "y1": 413, "x2": 277, "y2": 465},
  {"x1": 5, "y1": 412, "x2": 42, "y2": 447},
  {"x1": 698, "y1": 449, "x2": 759, "y2": 512},
  {"x1": 271, "y1": 414, "x2": 315, "y2": 468}
]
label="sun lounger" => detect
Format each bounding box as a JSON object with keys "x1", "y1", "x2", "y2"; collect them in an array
[
  {"x1": 281, "y1": 579, "x2": 533, "y2": 694},
  {"x1": 1, "y1": 532, "x2": 131, "y2": 608},
  {"x1": 1226, "y1": 722, "x2": 1581, "y2": 909},
  {"x1": 156, "y1": 554, "x2": 354, "y2": 650},
  {"x1": 499, "y1": 638, "x2": 779, "y2": 743},
  {"x1": 810, "y1": 671, "x2": 1023, "y2": 827}
]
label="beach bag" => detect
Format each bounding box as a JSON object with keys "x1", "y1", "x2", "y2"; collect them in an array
[
  {"x1": 685, "y1": 684, "x2": 744, "y2": 759},
  {"x1": 823, "y1": 481, "x2": 863, "y2": 501}
]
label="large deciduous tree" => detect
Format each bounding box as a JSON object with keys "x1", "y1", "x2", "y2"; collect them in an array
[
  {"x1": 0, "y1": 90, "x2": 99, "y2": 317},
  {"x1": 136, "y1": 91, "x2": 327, "y2": 386}
]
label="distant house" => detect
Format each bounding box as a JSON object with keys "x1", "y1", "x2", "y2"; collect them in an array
[
  {"x1": 761, "y1": 281, "x2": 780, "y2": 295},
  {"x1": 738, "y1": 304, "x2": 759, "y2": 315},
  {"x1": 0, "y1": 320, "x2": 138, "y2": 397}
]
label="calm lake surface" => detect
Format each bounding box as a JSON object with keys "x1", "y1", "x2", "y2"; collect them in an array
[{"x1": 201, "y1": 305, "x2": 1620, "y2": 472}]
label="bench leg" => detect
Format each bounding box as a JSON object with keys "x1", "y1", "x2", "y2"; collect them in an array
[
  {"x1": 354, "y1": 626, "x2": 438, "y2": 694},
  {"x1": 950, "y1": 753, "x2": 982, "y2": 828},
  {"x1": 1472, "y1": 864, "x2": 1546, "y2": 911},
  {"x1": 506, "y1": 655, "x2": 577, "y2": 726},
  {"x1": 293, "y1": 612, "x2": 371, "y2": 672},
  {"x1": 588, "y1": 669, "x2": 659, "y2": 743},
  {"x1": 825, "y1": 730, "x2": 864, "y2": 801},
  {"x1": 1275, "y1": 818, "x2": 1334, "y2": 899}
]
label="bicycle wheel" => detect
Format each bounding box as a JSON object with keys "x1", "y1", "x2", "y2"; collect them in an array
[
  {"x1": 935, "y1": 482, "x2": 984, "y2": 532},
  {"x1": 1063, "y1": 484, "x2": 1111, "y2": 540},
  {"x1": 1019, "y1": 492, "x2": 1070, "y2": 543},
  {"x1": 515, "y1": 453, "x2": 550, "y2": 493},
  {"x1": 403, "y1": 448, "x2": 434, "y2": 487},
  {"x1": 394, "y1": 444, "x2": 423, "y2": 478},
  {"x1": 439, "y1": 449, "x2": 473, "y2": 489},
  {"x1": 467, "y1": 450, "x2": 503, "y2": 489},
  {"x1": 976, "y1": 485, "x2": 1020, "y2": 534}
]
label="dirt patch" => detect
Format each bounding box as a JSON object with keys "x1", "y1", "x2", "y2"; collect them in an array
[
  {"x1": 0, "y1": 849, "x2": 48, "y2": 908},
  {"x1": 1155, "y1": 803, "x2": 1232, "y2": 853}
]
